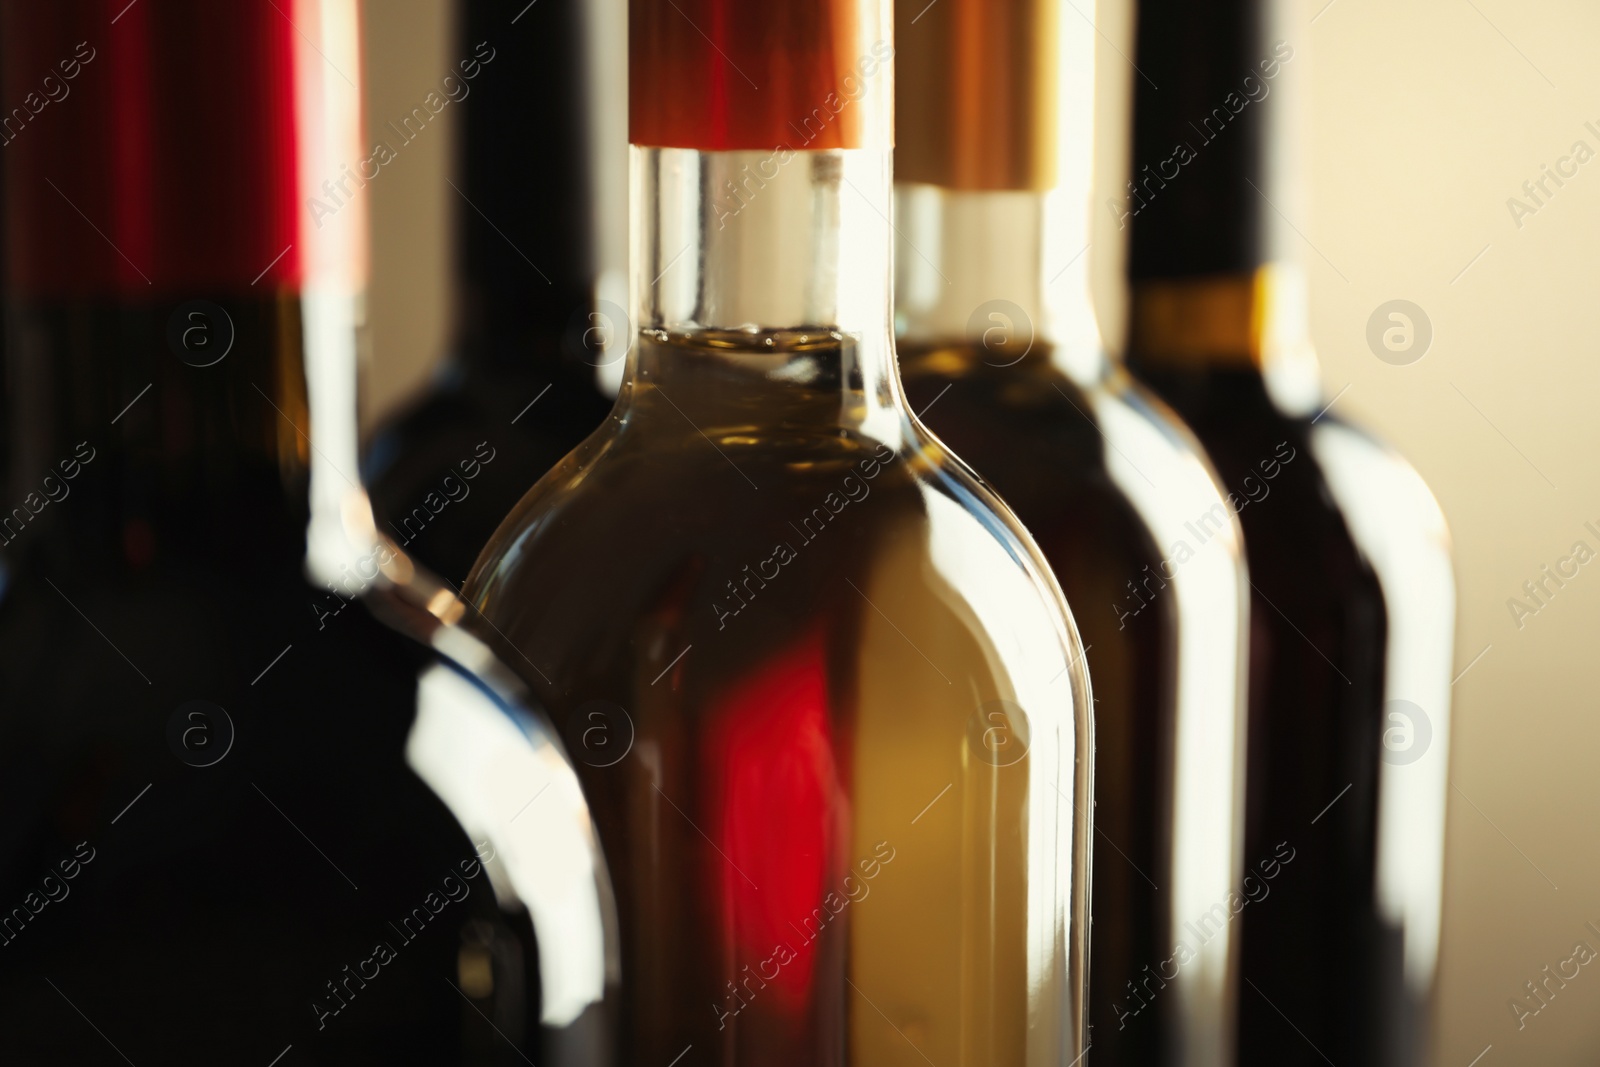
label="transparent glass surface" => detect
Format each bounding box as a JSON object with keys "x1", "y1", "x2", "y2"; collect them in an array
[
  {"x1": 901, "y1": 336, "x2": 1250, "y2": 1067},
  {"x1": 463, "y1": 146, "x2": 1090, "y2": 1066},
  {"x1": 896, "y1": 161, "x2": 1249, "y2": 1064}
]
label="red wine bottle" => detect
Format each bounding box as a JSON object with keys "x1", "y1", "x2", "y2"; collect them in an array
[
  {"x1": 892, "y1": 1, "x2": 1251, "y2": 1062},
  {"x1": 0, "y1": 3, "x2": 591, "y2": 1061},
  {"x1": 1123, "y1": 2, "x2": 1455, "y2": 1064}
]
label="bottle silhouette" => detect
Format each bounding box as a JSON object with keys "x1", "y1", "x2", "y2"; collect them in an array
[
  {"x1": 463, "y1": 0, "x2": 1093, "y2": 1062},
  {"x1": 892, "y1": 1, "x2": 1251, "y2": 1062},
  {"x1": 1123, "y1": 2, "x2": 1455, "y2": 1063},
  {"x1": 0, "y1": 3, "x2": 610, "y2": 1062}
]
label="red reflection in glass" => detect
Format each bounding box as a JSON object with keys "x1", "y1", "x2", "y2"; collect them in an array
[{"x1": 702, "y1": 631, "x2": 843, "y2": 1011}]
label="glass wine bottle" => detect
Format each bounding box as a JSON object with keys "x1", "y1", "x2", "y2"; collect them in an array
[
  {"x1": 461, "y1": 0, "x2": 1092, "y2": 1061},
  {"x1": 363, "y1": 0, "x2": 616, "y2": 586},
  {"x1": 892, "y1": 1, "x2": 1250, "y2": 1063},
  {"x1": 0, "y1": 2, "x2": 609, "y2": 1061},
  {"x1": 1121, "y1": 2, "x2": 1455, "y2": 1064}
]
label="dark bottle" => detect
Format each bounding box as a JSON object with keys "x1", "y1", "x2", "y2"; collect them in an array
[
  {"x1": 892, "y1": 1, "x2": 1251, "y2": 1063},
  {"x1": 1123, "y1": 2, "x2": 1455, "y2": 1064},
  {"x1": 362, "y1": 0, "x2": 616, "y2": 586},
  {"x1": 0, "y1": 3, "x2": 602, "y2": 1062},
  {"x1": 461, "y1": 0, "x2": 1094, "y2": 1061}
]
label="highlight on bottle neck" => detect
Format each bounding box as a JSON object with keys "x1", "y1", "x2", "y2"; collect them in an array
[{"x1": 891, "y1": 0, "x2": 1102, "y2": 371}]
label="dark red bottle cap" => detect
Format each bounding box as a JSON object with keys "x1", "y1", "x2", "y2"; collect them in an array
[{"x1": 2, "y1": 0, "x2": 365, "y2": 298}]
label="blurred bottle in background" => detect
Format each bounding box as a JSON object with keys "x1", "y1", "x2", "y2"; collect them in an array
[
  {"x1": 363, "y1": 0, "x2": 622, "y2": 585},
  {"x1": 893, "y1": 0, "x2": 1249, "y2": 1062},
  {"x1": 1122, "y1": 1, "x2": 1455, "y2": 1063},
  {"x1": 0, "y1": 2, "x2": 562, "y2": 1061},
  {"x1": 462, "y1": 0, "x2": 1094, "y2": 1060}
]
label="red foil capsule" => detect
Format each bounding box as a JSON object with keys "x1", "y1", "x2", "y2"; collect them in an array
[
  {"x1": 1, "y1": 0, "x2": 364, "y2": 298},
  {"x1": 630, "y1": 0, "x2": 893, "y2": 151}
]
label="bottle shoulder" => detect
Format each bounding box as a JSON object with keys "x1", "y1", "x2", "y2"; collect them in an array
[
  {"x1": 472, "y1": 408, "x2": 1073, "y2": 572},
  {"x1": 899, "y1": 343, "x2": 1227, "y2": 496},
  {"x1": 1308, "y1": 417, "x2": 1455, "y2": 588},
  {"x1": 0, "y1": 556, "x2": 506, "y2": 1059},
  {"x1": 897, "y1": 351, "x2": 1249, "y2": 592},
  {"x1": 461, "y1": 412, "x2": 1088, "y2": 710}
]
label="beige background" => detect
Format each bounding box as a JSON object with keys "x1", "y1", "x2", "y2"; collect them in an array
[{"x1": 362, "y1": 1, "x2": 1600, "y2": 1062}]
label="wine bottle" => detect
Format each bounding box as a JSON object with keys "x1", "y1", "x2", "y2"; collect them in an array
[
  {"x1": 462, "y1": 0, "x2": 1093, "y2": 1060},
  {"x1": 893, "y1": 1, "x2": 1250, "y2": 1062},
  {"x1": 363, "y1": 0, "x2": 615, "y2": 586},
  {"x1": 0, "y1": 2, "x2": 586, "y2": 1061},
  {"x1": 1123, "y1": 2, "x2": 1455, "y2": 1064}
]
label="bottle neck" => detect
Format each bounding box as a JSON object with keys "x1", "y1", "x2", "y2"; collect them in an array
[
  {"x1": 1, "y1": 292, "x2": 315, "y2": 568},
  {"x1": 453, "y1": 0, "x2": 608, "y2": 380},
  {"x1": 1122, "y1": 0, "x2": 1320, "y2": 401},
  {"x1": 625, "y1": 146, "x2": 903, "y2": 438},
  {"x1": 891, "y1": 0, "x2": 1106, "y2": 381},
  {"x1": 894, "y1": 184, "x2": 1105, "y2": 381},
  {"x1": 0, "y1": 0, "x2": 375, "y2": 582}
]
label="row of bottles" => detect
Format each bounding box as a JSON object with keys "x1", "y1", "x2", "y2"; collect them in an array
[
  {"x1": 0, "y1": 0, "x2": 1453, "y2": 1065},
  {"x1": 893, "y1": 0, "x2": 1455, "y2": 1063}
]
